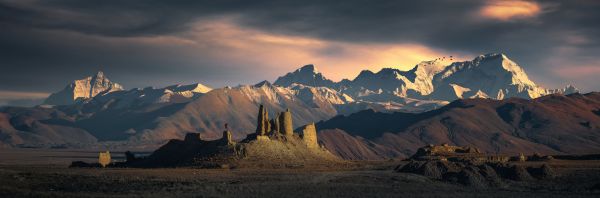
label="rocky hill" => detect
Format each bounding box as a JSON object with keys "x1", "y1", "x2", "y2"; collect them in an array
[
  {"x1": 317, "y1": 92, "x2": 600, "y2": 160},
  {"x1": 0, "y1": 106, "x2": 98, "y2": 146},
  {"x1": 119, "y1": 105, "x2": 340, "y2": 168},
  {"x1": 131, "y1": 82, "x2": 348, "y2": 143}
]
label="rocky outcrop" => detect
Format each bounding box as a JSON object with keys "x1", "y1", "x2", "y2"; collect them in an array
[
  {"x1": 112, "y1": 104, "x2": 339, "y2": 168},
  {"x1": 527, "y1": 164, "x2": 556, "y2": 179},
  {"x1": 397, "y1": 160, "x2": 556, "y2": 187},
  {"x1": 45, "y1": 71, "x2": 123, "y2": 105},
  {"x1": 410, "y1": 144, "x2": 508, "y2": 163},
  {"x1": 396, "y1": 145, "x2": 558, "y2": 187},
  {"x1": 413, "y1": 144, "x2": 482, "y2": 157}
]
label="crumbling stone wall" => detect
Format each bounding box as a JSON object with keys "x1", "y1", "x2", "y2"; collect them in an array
[{"x1": 184, "y1": 133, "x2": 203, "y2": 143}]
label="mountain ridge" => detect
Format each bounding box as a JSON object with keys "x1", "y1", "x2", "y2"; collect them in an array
[
  {"x1": 316, "y1": 92, "x2": 600, "y2": 160},
  {"x1": 273, "y1": 53, "x2": 579, "y2": 102},
  {"x1": 0, "y1": 53, "x2": 590, "y2": 150}
]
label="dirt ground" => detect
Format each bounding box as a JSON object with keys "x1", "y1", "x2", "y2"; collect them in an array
[{"x1": 1, "y1": 149, "x2": 600, "y2": 198}]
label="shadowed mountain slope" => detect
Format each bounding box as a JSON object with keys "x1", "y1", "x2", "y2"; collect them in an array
[{"x1": 317, "y1": 92, "x2": 600, "y2": 159}]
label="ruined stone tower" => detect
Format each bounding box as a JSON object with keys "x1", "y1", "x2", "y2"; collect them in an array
[
  {"x1": 264, "y1": 107, "x2": 271, "y2": 133},
  {"x1": 279, "y1": 108, "x2": 293, "y2": 136},
  {"x1": 98, "y1": 151, "x2": 111, "y2": 168},
  {"x1": 300, "y1": 123, "x2": 318, "y2": 148},
  {"x1": 221, "y1": 125, "x2": 234, "y2": 145},
  {"x1": 255, "y1": 104, "x2": 271, "y2": 136},
  {"x1": 254, "y1": 105, "x2": 294, "y2": 137}
]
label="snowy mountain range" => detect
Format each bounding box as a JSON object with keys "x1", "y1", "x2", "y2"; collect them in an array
[
  {"x1": 275, "y1": 53, "x2": 578, "y2": 102},
  {"x1": 44, "y1": 71, "x2": 212, "y2": 107},
  {"x1": 0, "y1": 53, "x2": 582, "y2": 148}
]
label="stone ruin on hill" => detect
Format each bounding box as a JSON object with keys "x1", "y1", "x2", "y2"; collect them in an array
[
  {"x1": 71, "y1": 104, "x2": 340, "y2": 168},
  {"x1": 409, "y1": 143, "x2": 555, "y2": 163},
  {"x1": 410, "y1": 143, "x2": 510, "y2": 163},
  {"x1": 397, "y1": 144, "x2": 558, "y2": 187},
  {"x1": 249, "y1": 105, "x2": 318, "y2": 148}
]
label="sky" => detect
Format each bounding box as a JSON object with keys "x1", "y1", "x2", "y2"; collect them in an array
[{"x1": 1, "y1": 0, "x2": 599, "y2": 106}]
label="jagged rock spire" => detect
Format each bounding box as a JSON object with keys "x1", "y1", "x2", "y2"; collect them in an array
[{"x1": 44, "y1": 70, "x2": 124, "y2": 105}]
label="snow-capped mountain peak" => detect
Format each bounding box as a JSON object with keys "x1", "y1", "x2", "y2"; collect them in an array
[
  {"x1": 296, "y1": 64, "x2": 318, "y2": 74},
  {"x1": 84, "y1": 82, "x2": 213, "y2": 109},
  {"x1": 407, "y1": 59, "x2": 449, "y2": 95},
  {"x1": 44, "y1": 70, "x2": 124, "y2": 105},
  {"x1": 274, "y1": 64, "x2": 335, "y2": 88},
  {"x1": 472, "y1": 53, "x2": 537, "y2": 87},
  {"x1": 254, "y1": 80, "x2": 274, "y2": 88},
  {"x1": 274, "y1": 53, "x2": 578, "y2": 102},
  {"x1": 425, "y1": 53, "x2": 558, "y2": 100},
  {"x1": 165, "y1": 83, "x2": 212, "y2": 94}
]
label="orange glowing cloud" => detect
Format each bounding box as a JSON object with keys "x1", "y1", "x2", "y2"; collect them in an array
[
  {"x1": 479, "y1": 0, "x2": 542, "y2": 21},
  {"x1": 0, "y1": 91, "x2": 49, "y2": 100},
  {"x1": 163, "y1": 19, "x2": 469, "y2": 81},
  {"x1": 104, "y1": 18, "x2": 468, "y2": 83}
]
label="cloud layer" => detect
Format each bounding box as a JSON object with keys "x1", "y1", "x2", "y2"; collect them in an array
[
  {"x1": 479, "y1": 0, "x2": 542, "y2": 21},
  {"x1": 1, "y1": 0, "x2": 599, "y2": 103}
]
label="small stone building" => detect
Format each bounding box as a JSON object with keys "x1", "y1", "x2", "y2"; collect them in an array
[{"x1": 98, "y1": 151, "x2": 111, "y2": 167}]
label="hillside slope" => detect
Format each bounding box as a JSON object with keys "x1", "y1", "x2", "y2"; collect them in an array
[{"x1": 317, "y1": 92, "x2": 600, "y2": 159}]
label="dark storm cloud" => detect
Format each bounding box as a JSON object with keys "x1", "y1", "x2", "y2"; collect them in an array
[
  {"x1": 2, "y1": 0, "x2": 599, "y2": 47},
  {"x1": 2, "y1": 0, "x2": 485, "y2": 40},
  {"x1": 230, "y1": 0, "x2": 600, "y2": 84},
  {"x1": 0, "y1": 0, "x2": 227, "y2": 37},
  {"x1": 1, "y1": 0, "x2": 599, "y2": 95}
]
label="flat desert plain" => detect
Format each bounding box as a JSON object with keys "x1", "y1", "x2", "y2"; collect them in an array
[{"x1": 1, "y1": 149, "x2": 600, "y2": 197}]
